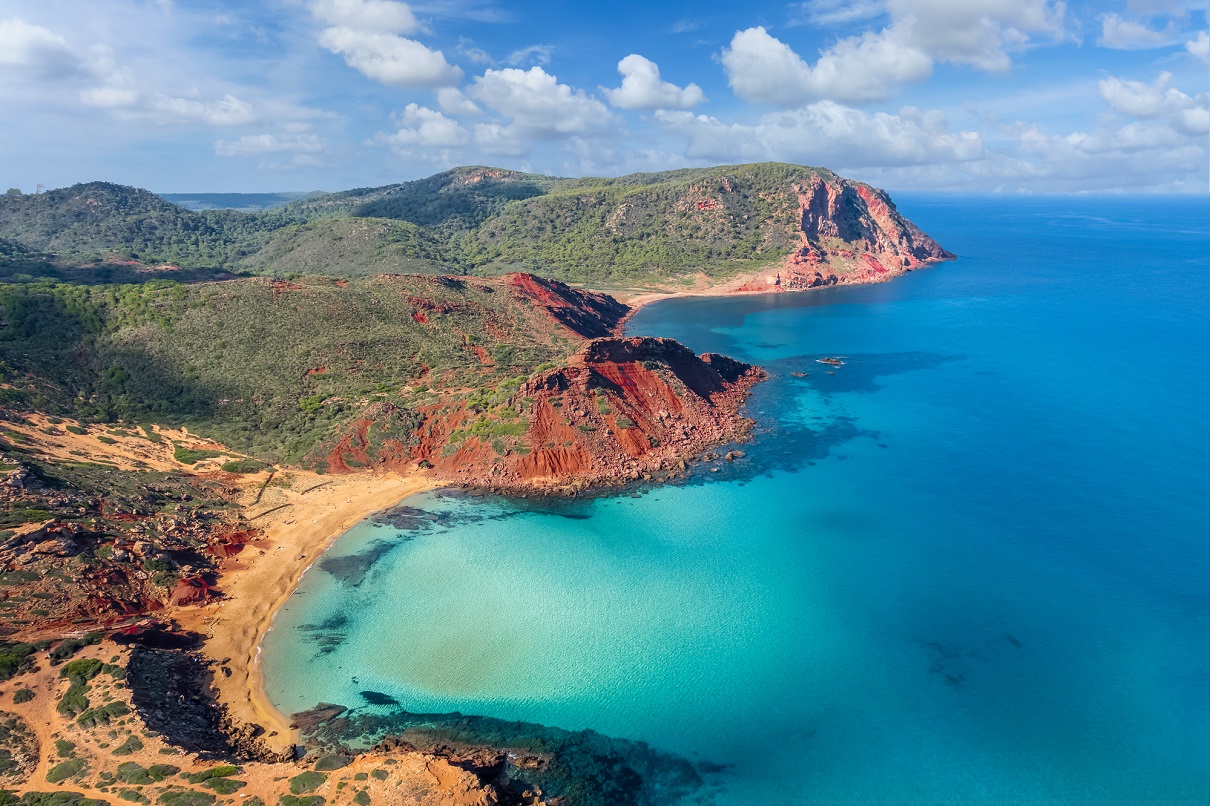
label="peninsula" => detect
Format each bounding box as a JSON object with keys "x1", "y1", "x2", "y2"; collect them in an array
[{"x1": 0, "y1": 162, "x2": 951, "y2": 805}]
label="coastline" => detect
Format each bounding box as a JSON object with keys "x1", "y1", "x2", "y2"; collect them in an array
[
  {"x1": 183, "y1": 261, "x2": 954, "y2": 758},
  {"x1": 176, "y1": 469, "x2": 439, "y2": 757}
]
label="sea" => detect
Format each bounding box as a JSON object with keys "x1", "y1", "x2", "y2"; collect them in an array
[{"x1": 261, "y1": 195, "x2": 1210, "y2": 804}]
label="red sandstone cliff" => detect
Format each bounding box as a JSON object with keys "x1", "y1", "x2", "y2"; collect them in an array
[{"x1": 731, "y1": 174, "x2": 953, "y2": 293}]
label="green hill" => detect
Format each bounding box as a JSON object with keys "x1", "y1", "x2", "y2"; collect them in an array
[
  {"x1": 0, "y1": 274, "x2": 609, "y2": 464},
  {"x1": 0, "y1": 163, "x2": 939, "y2": 288}
]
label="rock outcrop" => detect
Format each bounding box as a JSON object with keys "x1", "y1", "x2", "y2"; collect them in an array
[
  {"x1": 427, "y1": 336, "x2": 764, "y2": 494},
  {"x1": 732, "y1": 174, "x2": 953, "y2": 293}
]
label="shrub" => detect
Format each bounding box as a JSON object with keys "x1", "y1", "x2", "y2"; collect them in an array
[
  {"x1": 312, "y1": 756, "x2": 351, "y2": 772},
  {"x1": 172, "y1": 445, "x2": 221, "y2": 465},
  {"x1": 157, "y1": 792, "x2": 214, "y2": 806},
  {"x1": 202, "y1": 779, "x2": 244, "y2": 795},
  {"x1": 219, "y1": 459, "x2": 264, "y2": 474},
  {"x1": 77, "y1": 701, "x2": 129, "y2": 727},
  {"x1": 113, "y1": 735, "x2": 143, "y2": 755},
  {"x1": 115, "y1": 762, "x2": 154, "y2": 784},
  {"x1": 12, "y1": 688, "x2": 34, "y2": 703},
  {"x1": 187, "y1": 766, "x2": 239, "y2": 784},
  {"x1": 288, "y1": 772, "x2": 326, "y2": 794},
  {"x1": 45, "y1": 759, "x2": 87, "y2": 783}
]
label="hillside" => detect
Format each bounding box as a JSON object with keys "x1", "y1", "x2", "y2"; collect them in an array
[{"x1": 0, "y1": 164, "x2": 951, "y2": 289}]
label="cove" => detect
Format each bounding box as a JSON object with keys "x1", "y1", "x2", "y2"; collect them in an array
[{"x1": 261, "y1": 195, "x2": 1210, "y2": 803}]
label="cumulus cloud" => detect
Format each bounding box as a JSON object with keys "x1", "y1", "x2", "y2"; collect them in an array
[
  {"x1": 378, "y1": 103, "x2": 468, "y2": 148},
  {"x1": 723, "y1": 1, "x2": 1065, "y2": 105},
  {"x1": 1098, "y1": 71, "x2": 1209, "y2": 136},
  {"x1": 435, "y1": 86, "x2": 481, "y2": 116},
  {"x1": 1188, "y1": 31, "x2": 1209, "y2": 62},
  {"x1": 312, "y1": 0, "x2": 461, "y2": 88},
  {"x1": 467, "y1": 67, "x2": 614, "y2": 155},
  {"x1": 602, "y1": 55, "x2": 704, "y2": 110},
  {"x1": 654, "y1": 102, "x2": 982, "y2": 169},
  {"x1": 721, "y1": 25, "x2": 931, "y2": 104},
  {"x1": 0, "y1": 17, "x2": 83, "y2": 78}
]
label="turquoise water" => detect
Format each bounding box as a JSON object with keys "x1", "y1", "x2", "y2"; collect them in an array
[{"x1": 263, "y1": 196, "x2": 1210, "y2": 803}]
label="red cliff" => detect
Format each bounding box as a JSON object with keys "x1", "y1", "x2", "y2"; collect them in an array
[{"x1": 732, "y1": 174, "x2": 953, "y2": 293}]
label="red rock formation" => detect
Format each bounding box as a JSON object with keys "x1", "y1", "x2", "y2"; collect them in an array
[
  {"x1": 505, "y1": 273, "x2": 629, "y2": 338},
  {"x1": 734, "y1": 175, "x2": 953, "y2": 293},
  {"x1": 437, "y1": 337, "x2": 764, "y2": 494}
]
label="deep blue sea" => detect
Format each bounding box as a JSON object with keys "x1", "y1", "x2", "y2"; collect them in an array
[{"x1": 262, "y1": 195, "x2": 1210, "y2": 803}]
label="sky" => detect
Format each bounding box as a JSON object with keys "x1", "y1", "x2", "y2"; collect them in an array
[{"x1": 0, "y1": 0, "x2": 1206, "y2": 193}]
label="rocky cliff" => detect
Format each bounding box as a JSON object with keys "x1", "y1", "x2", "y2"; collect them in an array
[
  {"x1": 321, "y1": 335, "x2": 763, "y2": 495},
  {"x1": 730, "y1": 174, "x2": 953, "y2": 293}
]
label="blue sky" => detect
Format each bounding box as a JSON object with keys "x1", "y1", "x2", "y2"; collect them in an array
[{"x1": 1, "y1": 0, "x2": 1206, "y2": 193}]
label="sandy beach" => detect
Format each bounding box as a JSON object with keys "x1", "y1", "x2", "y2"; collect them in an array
[{"x1": 177, "y1": 468, "x2": 439, "y2": 756}]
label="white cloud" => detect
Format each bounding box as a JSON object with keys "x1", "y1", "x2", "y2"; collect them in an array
[
  {"x1": 603, "y1": 54, "x2": 704, "y2": 110},
  {"x1": 467, "y1": 67, "x2": 614, "y2": 155},
  {"x1": 215, "y1": 132, "x2": 327, "y2": 157},
  {"x1": 0, "y1": 17, "x2": 82, "y2": 78},
  {"x1": 378, "y1": 103, "x2": 469, "y2": 148},
  {"x1": 890, "y1": 0, "x2": 1066, "y2": 72},
  {"x1": 723, "y1": 2, "x2": 1064, "y2": 106},
  {"x1": 310, "y1": 0, "x2": 419, "y2": 34},
  {"x1": 1099, "y1": 71, "x2": 1209, "y2": 136},
  {"x1": 654, "y1": 102, "x2": 982, "y2": 169},
  {"x1": 720, "y1": 25, "x2": 931, "y2": 104},
  {"x1": 1098, "y1": 13, "x2": 1185, "y2": 50},
  {"x1": 507, "y1": 44, "x2": 553, "y2": 67},
  {"x1": 312, "y1": 0, "x2": 461, "y2": 88},
  {"x1": 435, "y1": 86, "x2": 481, "y2": 116},
  {"x1": 1188, "y1": 31, "x2": 1208, "y2": 62},
  {"x1": 316, "y1": 26, "x2": 461, "y2": 87}
]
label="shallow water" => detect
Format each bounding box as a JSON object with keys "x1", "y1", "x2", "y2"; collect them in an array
[{"x1": 263, "y1": 195, "x2": 1210, "y2": 803}]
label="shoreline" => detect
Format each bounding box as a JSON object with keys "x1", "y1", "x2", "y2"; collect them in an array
[
  {"x1": 177, "y1": 469, "x2": 439, "y2": 757},
  {"x1": 183, "y1": 261, "x2": 954, "y2": 758}
]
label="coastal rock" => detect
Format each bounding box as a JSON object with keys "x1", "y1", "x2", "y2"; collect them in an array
[{"x1": 733, "y1": 174, "x2": 953, "y2": 293}]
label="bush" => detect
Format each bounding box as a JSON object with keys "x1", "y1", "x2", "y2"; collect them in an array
[
  {"x1": 187, "y1": 766, "x2": 239, "y2": 784},
  {"x1": 115, "y1": 762, "x2": 154, "y2": 784},
  {"x1": 218, "y1": 459, "x2": 265, "y2": 474},
  {"x1": 45, "y1": 759, "x2": 87, "y2": 783},
  {"x1": 113, "y1": 735, "x2": 143, "y2": 755},
  {"x1": 157, "y1": 792, "x2": 214, "y2": 806},
  {"x1": 0, "y1": 641, "x2": 36, "y2": 681},
  {"x1": 77, "y1": 700, "x2": 128, "y2": 727},
  {"x1": 146, "y1": 765, "x2": 179, "y2": 781},
  {"x1": 202, "y1": 778, "x2": 244, "y2": 795},
  {"x1": 288, "y1": 772, "x2": 327, "y2": 794},
  {"x1": 172, "y1": 445, "x2": 221, "y2": 465},
  {"x1": 312, "y1": 755, "x2": 351, "y2": 772},
  {"x1": 12, "y1": 688, "x2": 34, "y2": 703}
]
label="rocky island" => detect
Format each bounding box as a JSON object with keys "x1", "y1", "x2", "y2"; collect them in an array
[{"x1": 0, "y1": 162, "x2": 951, "y2": 805}]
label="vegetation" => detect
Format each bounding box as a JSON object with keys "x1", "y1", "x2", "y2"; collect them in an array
[
  {"x1": 0, "y1": 274, "x2": 581, "y2": 465},
  {"x1": 0, "y1": 163, "x2": 847, "y2": 286},
  {"x1": 287, "y1": 772, "x2": 326, "y2": 795}
]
